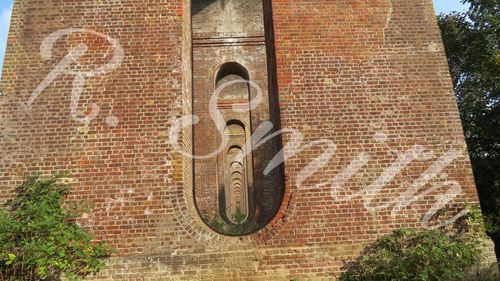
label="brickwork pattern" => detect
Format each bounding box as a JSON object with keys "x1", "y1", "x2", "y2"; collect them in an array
[{"x1": 0, "y1": 0, "x2": 488, "y2": 280}]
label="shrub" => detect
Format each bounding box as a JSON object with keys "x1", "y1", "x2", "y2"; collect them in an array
[
  {"x1": 339, "y1": 215, "x2": 486, "y2": 281},
  {"x1": 0, "y1": 174, "x2": 112, "y2": 281}
]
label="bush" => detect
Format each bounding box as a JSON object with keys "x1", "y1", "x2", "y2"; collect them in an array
[
  {"x1": 0, "y1": 174, "x2": 112, "y2": 281},
  {"x1": 339, "y1": 216, "x2": 486, "y2": 281}
]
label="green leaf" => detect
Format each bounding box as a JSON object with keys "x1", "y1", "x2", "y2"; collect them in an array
[
  {"x1": 5, "y1": 253, "x2": 16, "y2": 265},
  {"x1": 0, "y1": 174, "x2": 113, "y2": 280}
]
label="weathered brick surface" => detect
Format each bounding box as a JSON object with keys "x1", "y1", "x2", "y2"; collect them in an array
[{"x1": 0, "y1": 0, "x2": 491, "y2": 280}]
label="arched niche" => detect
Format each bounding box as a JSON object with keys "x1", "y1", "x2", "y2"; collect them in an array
[{"x1": 191, "y1": 0, "x2": 286, "y2": 236}]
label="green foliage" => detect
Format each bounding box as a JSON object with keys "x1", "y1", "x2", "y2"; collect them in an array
[
  {"x1": 339, "y1": 220, "x2": 485, "y2": 281},
  {"x1": 438, "y1": 0, "x2": 499, "y2": 260},
  {"x1": 0, "y1": 174, "x2": 112, "y2": 281},
  {"x1": 232, "y1": 208, "x2": 246, "y2": 224},
  {"x1": 204, "y1": 214, "x2": 259, "y2": 236},
  {"x1": 438, "y1": 11, "x2": 499, "y2": 160},
  {"x1": 464, "y1": 0, "x2": 499, "y2": 32}
]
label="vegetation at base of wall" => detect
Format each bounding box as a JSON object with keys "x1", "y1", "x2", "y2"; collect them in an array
[
  {"x1": 339, "y1": 211, "x2": 497, "y2": 281},
  {"x1": 0, "y1": 174, "x2": 113, "y2": 281},
  {"x1": 232, "y1": 208, "x2": 246, "y2": 224},
  {"x1": 468, "y1": 262, "x2": 500, "y2": 281},
  {"x1": 203, "y1": 214, "x2": 259, "y2": 236},
  {"x1": 437, "y1": 0, "x2": 499, "y2": 262}
]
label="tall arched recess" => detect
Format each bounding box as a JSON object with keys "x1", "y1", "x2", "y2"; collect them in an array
[{"x1": 191, "y1": 0, "x2": 284, "y2": 236}]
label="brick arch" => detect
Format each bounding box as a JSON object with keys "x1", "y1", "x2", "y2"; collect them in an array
[
  {"x1": 215, "y1": 62, "x2": 250, "y2": 85},
  {"x1": 174, "y1": 0, "x2": 292, "y2": 242},
  {"x1": 224, "y1": 143, "x2": 249, "y2": 223}
]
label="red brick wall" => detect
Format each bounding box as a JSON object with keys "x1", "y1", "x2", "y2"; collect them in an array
[{"x1": 0, "y1": 0, "x2": 488, "y2": 280}]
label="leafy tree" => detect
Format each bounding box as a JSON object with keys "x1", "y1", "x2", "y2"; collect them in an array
[
  {"x1": 437, "y1": 0, "x2": 499, "y2": 262},
  {"x1": 0, "y1": 174, "x2": 112, "y2": 281}
]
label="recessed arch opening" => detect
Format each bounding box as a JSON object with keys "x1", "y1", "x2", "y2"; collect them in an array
[
  {"x1": 191, "y1": 0, "x2": 286, "y2": 237},
  {"x1": 216, "y1": 62, "x2": 250, "y2": 85}
]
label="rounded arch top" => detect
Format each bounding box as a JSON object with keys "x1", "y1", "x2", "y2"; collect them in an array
[{"x1": 215, "y1": 62, "x2": 250, "y2": 85}]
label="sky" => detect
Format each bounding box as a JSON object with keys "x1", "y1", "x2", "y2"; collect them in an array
[{"x1": 0, "y1": 0, "x2": 469, "y2": 80}]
